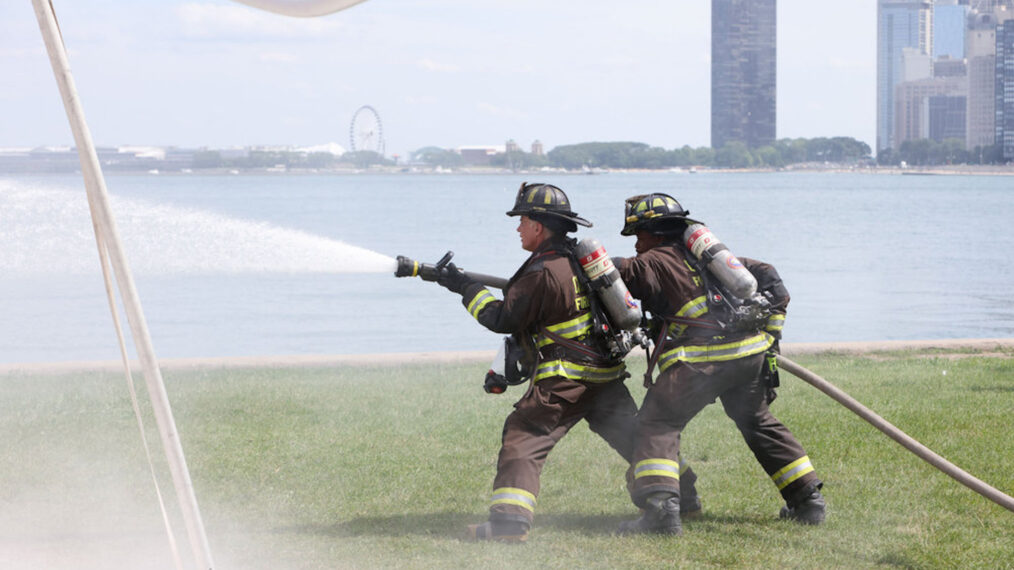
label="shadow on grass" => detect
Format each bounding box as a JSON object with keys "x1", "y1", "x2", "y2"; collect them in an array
[
  {"x1": 968, "y1": 384, "x2": 1014, "y2": 393},
  {"x1": 537, "y1": 511, "x2": 774, "y2": 535},
  {"x1": 271, "y1": 510, "x2": 775, "y2": 539},
  {"x1": 272, "y1": 512, "x2": 478, "y2": 539}
]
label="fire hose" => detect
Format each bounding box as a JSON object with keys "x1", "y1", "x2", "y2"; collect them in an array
[
  {"x1": 395, "y1": 252, "x2": 1014, "y2": 513},
  {"x1": 777, "y1": 355, "x2": 1014, "y2": 513}
]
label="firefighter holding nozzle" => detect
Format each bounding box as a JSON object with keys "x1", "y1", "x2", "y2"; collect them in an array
[
  {"x1": 430, "y1": 183, "x2": 702, "y2": 542},
  {"x1": 613, "y1": 193, "x2": 826, "y2": 536}
]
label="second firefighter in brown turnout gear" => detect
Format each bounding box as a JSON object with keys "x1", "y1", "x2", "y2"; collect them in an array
[
  {"x1": 614, "y1": 193, "x2": 826, "y2": 536},
  {"x1": 432, "y1": 183, "x2": 702, "y2": 542}
]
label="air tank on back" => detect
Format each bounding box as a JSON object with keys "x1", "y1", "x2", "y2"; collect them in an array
[
  {"x1": 682, "y1": 223, "x2": 757, "y2": 299},
  {"x1": 574, "y1": 237, "x2": 642, "y2": 331}
]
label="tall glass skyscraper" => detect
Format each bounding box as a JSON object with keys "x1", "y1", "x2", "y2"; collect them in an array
[
  {"x1": 711, "y1": 0, "x2": 777, "y2": 149},
  {"x1": 877, "y1": 0, "x2": 933, "y2": 152},
  {"x1": 997, "y1": 19, "x2": 1014, "y2": 159}
]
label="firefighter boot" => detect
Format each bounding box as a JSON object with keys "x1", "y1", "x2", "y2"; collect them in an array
[
  {"x1": 779, "y1": 481, "x2": 826, "y2": 525},
  {"x1": 618, "y1": 492, "x2": 682, "y2": 536},
  {"x1": 680, "y1": 488, "x2": 702, "y2": 520},
  {"x1": 680, "y1": 475, "x2": 702, "y2": 519},
  {"x1": 466, "y1": 520, "x2": 530, "y2": 543}
]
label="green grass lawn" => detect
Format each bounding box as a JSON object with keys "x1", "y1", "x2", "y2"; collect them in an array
[{"x1": 2, "y1": 348, "x2": 1012, "y2": 569}]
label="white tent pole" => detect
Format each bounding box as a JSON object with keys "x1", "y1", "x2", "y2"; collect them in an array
[{"x1": 31, "y1": 1, "x2": 215, "y2": 568}]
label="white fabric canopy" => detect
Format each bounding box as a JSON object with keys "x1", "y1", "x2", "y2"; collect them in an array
[{"x1": 230, "y1": 0, "x2": 370, "y2": 17}]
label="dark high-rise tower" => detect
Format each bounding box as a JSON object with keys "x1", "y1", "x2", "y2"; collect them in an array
[{"x1": 711, "y1": 0, "x2": 777, "y2": 149}]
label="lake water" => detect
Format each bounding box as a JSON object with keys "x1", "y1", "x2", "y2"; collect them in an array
[{"x1": 2, "y1": 171, "x2": 1012, "y2": 364}]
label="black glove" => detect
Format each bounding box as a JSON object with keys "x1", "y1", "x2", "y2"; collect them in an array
[
  {"x1": 437, "y1": 262, "x2": 469, "y2": 294},
  {"x1": 483, "y1": 371, "x2": 508, "y2": 394}
]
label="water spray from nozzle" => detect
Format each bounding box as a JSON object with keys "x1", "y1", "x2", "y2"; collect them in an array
[{"x1": 2, "y1": 183, "x2": 400, "y2": 275}]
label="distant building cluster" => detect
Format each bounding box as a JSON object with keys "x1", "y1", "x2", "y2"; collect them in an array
[
  {"x1": 0, "y1": 144, "x2": 348, "y2": 174},
  {"x1": 453, "y1": 140, "x2": 544, "y2": 166},
  {"x1": 707, "y1": 0, "x2": 1014, "y2": 162},
  {"x1": 0, "y1": 146, "x2": 194, "y2": 174},
  {"x1": 0, "y1": 140, "x2": 553, "y2": 172},
  {"x1": 877, "y1": 0, "x2": 1014, "y2": 160}
]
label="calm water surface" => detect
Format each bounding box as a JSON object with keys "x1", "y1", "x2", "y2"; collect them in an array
[{"x1": 2, "y1": 171, "x2": 1012, "y2": 363}]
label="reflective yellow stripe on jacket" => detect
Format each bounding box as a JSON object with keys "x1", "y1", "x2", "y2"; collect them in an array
[
  {"x1": 667, "y1": 295, "x2": 709, "y2": 336},
  {"x1": 533, "y1": 359, "x2": 626, "y2": 383},
  {"x1": 465, "y1": 288, "x2": 496, "y2": 320},
  {"x1": 657, "y1": 331, "x2": 775, "y2": 372},
  {"x1": 536, "y1": 312, "x2": 594, "y2": 348}
]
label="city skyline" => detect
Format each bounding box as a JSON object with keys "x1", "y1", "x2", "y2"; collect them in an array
[
  {"x1": 3, "y1": 1, "x2": 876, "y2": 158},
  {"x1": 874, "y1": 0, "x2": 1014, "y2": 160}
]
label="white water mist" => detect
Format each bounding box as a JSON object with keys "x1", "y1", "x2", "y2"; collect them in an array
[{"x1": 1, "y1": 182, "x2": 397, "y2": 275}]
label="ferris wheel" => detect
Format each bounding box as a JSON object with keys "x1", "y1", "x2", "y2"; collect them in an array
[{"x1": 349, "y1": 105, "x2": 385, "y2": 156}]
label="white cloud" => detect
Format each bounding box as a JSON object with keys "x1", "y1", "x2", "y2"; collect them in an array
[
  {"x1": 476, "y1": 102, "x2": 527, "y2": 120},
  {"x1": 0, "y1": 47, "x2": 43, "y2": 59},
  {"x1": 259, "y1": 51, "x2": 299, "y2": 63},
  {"x1": 600, "y1": 56, "x2": 638, "y2": 68},
  {"x1": 417, "y1": 58, "x2": 460, "y2": 73},
  {"x1": 404, "y1": 95, "x2": 440, "y2": 105},
  {"x1": 507, "y1": 64, "x2": 535, "y2": 74}
]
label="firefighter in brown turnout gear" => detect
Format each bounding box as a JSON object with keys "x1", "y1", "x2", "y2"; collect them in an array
[
  {"x1": 433, "y1": 183, "x2": 702, "y2": 542},
  {"x1": 614, "y1": 193, "x2": 826, "y2": 536}
]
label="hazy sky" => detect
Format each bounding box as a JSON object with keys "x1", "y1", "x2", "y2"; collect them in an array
[{"x1": 2, "y1": 0, "x2": 876, "y2": 158}]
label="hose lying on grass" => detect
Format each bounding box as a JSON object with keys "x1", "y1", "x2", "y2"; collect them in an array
[{"x1": 777, "y1": 355, "x2": 1014, "y2": 514}]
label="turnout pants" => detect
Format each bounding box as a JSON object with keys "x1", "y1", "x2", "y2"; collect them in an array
[
  {"x1": 629, "y1": 352, "x2": 819, "y2": 508},
  {"x1": 488, "y1": 376, "x2": 636, "y2": 525},
  {"x1": 488, "y1": 376, "x2": 701, "y2": 526}
]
